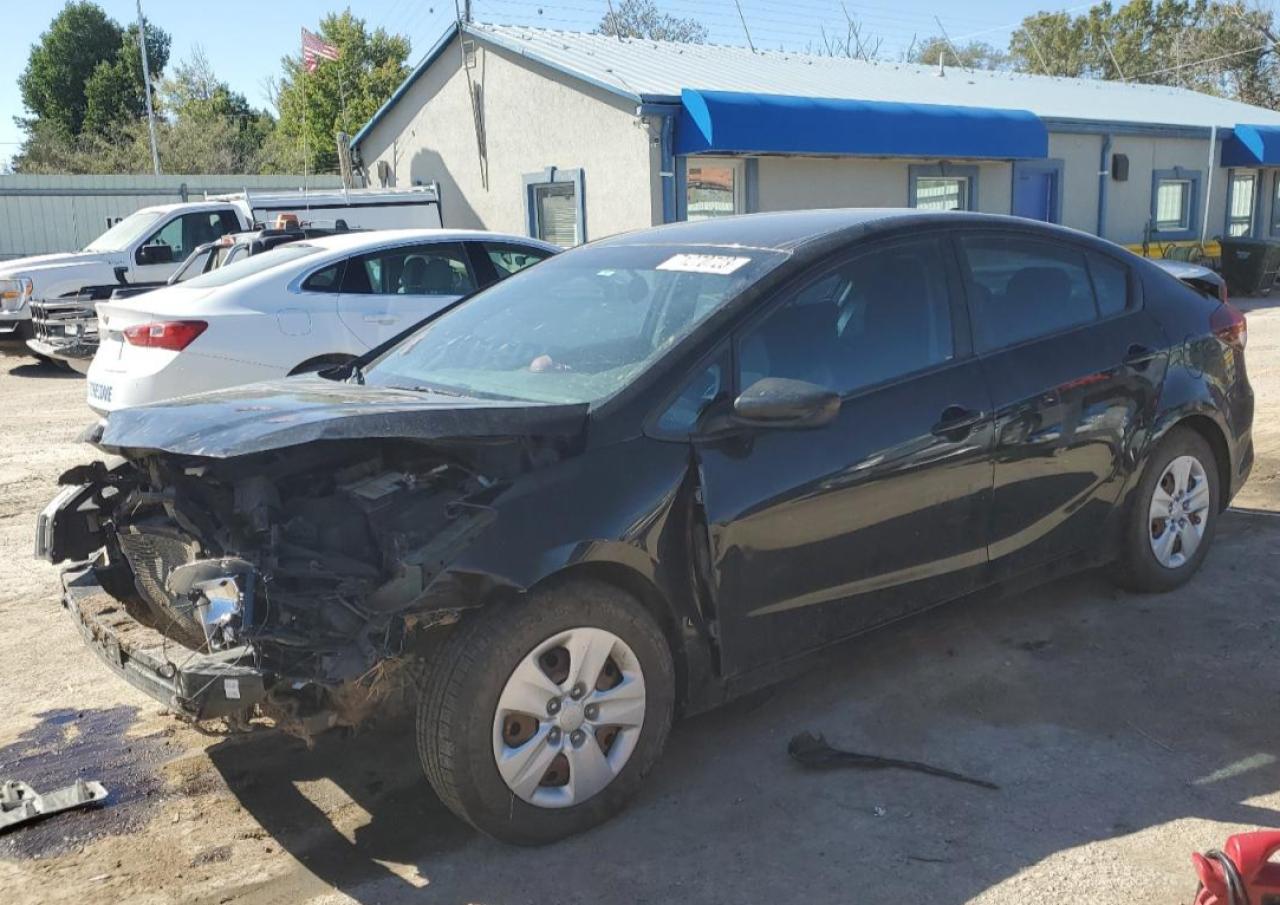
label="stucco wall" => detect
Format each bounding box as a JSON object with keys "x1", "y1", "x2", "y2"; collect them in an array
[
  {"x1": 357, "y1": 35, "x2": 655, "y2": 241},
  {"x1": 1048, "y1": 132, "x2": 1102, "y2": 235},
  {"x1": 752, "y1": 156, "x2": 1013, "y2": 214},
  {"x1": 1100, "y1": 134, "x2": 1223, "y2": 244}
]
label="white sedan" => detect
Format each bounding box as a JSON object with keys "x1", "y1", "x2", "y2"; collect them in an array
[{"x1": 86, "y1": 229, "x2": 557, "y2": 415}]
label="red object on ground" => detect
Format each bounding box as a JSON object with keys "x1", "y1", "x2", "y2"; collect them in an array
[{"x1": 1192, "y1": 830, "x2": 1280, "y2": 905}]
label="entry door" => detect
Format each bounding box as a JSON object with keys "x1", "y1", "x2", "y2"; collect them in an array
[
  {"x1": 1012, "y1": 162, "x2": 1061, "y2": 223},
  {"x1": 956, "y1": 230, "x2": 1168, "y2": 579},
  {"x1": 336, "y1": 242, "x2": 476, "y2": 348},
  {"x1": 694, "y1": 235, "x2": 996, "y2": 677}
]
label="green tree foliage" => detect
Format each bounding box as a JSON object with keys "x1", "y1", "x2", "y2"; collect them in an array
[
  {"x1": 909, "y1": 36, "x2": 1009, "y2": 70},
  {"x1": 1008, "y1": 1, "x2": 1280, "y2": 105},
  {"x1": 595, "y1": 0, "x2": 709, "y2": 43},
  {"x1": 82, "y1": 22, "x2": 170, "y2": 136},
  {"x1": 262, "y1": 12, "x2": 410, "y2": 175},
  {"x1": 17, "y1": 2, "x2": 124, "y2": 136}
]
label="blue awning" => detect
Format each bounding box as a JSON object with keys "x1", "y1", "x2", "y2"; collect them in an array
[
  {"x1": 676, "y1": 89, "x2": 1048, "y2": 160},
  {"x1": 1222, "y1": 124, "x2": 1280, "y2": 166}
]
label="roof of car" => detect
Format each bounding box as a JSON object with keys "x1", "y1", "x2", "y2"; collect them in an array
[
  {"x1": 595, "y1": 209, "x2": 1089, "y2": 253},
  {"x1": 298, "y1": 228, "x2": 559, "y2": 254}
]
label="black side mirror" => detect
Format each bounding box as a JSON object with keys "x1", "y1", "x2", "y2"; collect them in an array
[
  {"x1": 136, "y1": 243, "x2": 174, "y2": 266},
  {"x1": 732, "y1": 377, "x2": 841, "y2": 429}
]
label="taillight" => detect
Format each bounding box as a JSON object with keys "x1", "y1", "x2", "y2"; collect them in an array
[
  {"x1": 1210, "y1": 302, "x2": 1247, "y2": 348},
  {"x1": 123, "y1": 320, "x2": 208, "y2": 351}
]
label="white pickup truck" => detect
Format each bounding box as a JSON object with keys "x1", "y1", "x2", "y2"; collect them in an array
[{"x1": 0, "y1": 186, "x2": 442, "y2": 358}]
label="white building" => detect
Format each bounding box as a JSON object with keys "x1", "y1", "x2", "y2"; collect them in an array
[{"x1": 351, "y1": 22, "x2": 1280, "y2": 254}]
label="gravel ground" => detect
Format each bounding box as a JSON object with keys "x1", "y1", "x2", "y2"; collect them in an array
[{"x1": 2, "y1": 301, "x2": 1279, "y2": 905}]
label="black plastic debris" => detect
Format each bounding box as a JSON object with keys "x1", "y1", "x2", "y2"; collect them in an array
[{"x1": 787, "y1": 731, "x2": 999, "y2": 791}]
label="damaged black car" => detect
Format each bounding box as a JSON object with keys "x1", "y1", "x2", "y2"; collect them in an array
[{"x1": 38, "y1": 210, "x2": 1253, "y2": 844}]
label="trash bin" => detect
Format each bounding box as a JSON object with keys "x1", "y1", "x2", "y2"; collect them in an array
[{"x1": 1219, "y1": 237, "x2": 1280, "y2": 296}]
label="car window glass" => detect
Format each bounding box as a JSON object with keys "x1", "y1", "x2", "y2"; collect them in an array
[
  {"x1": 171, "y1": 246, "x2": 215, "y2": 282},
  {"x1": 656, "y1": 358, "x2": 725, "y2": 434},
  {"x1": 1087, "y1": 252, "x2": 1129, "y2": 317},
  {"x1": 483, "y1": 243, "x2": 553, "y2": 279},
  {"x1": 142, "y1": 211, "x2": 238, "y2": 261},
  {"x1": 341, "y1": 242, "x2": 476, "y2": 296},
  {"x1": 738, "y1": 237, "x2": 955, "y2": 395},
  {"x1": 303, "y1": 261, "x2": 344, "y2": 293},
  {"x1": 961, "y1": 234, "x2": 1099, "y2": 351}
]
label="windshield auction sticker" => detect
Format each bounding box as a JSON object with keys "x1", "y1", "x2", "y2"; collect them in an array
[{"x1": 656, "y1": 254, "x2": 751, "y2": 275}]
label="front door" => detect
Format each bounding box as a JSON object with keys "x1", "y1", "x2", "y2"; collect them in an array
[
  {"x1": 1012, "y1": 162, "x2": 1061, "y2": 223},
  {"x1": 694, "y1": 234, "x2": 996, "y2": 676},
  {"x1": 955, "y1": 230, "x2": 1168, "y2": 579},
  {"x1": 130, "y1": 208, "x2": 240, "y2": 283},
  {"x1": 335, "y1": 241, "x2": 476, "y2": 348}
]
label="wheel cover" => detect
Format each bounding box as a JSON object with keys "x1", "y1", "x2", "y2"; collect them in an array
[
  {"x1": 492, "y1": 626, "x2": 646, "y2": 809},
  {"x1": 1148, "y1": 454, "x2": 1211, "y2": 569}
]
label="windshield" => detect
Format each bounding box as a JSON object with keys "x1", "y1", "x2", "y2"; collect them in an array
[
  {"x1": 365, "y1": 243, "x2": 788, "y2": 404},
  {"x1": 84, "y1": 210, "x2": 165, "y2": 252},
  {"x1": 181, "y1": 242, "x2": 322, "y2": 289}
]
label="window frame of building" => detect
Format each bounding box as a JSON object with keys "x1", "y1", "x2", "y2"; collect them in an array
[
  {"x1": 523, "y1": 167, "x2": 586, "y2": 248},
  {"x1": 908, "y1": 163, "x2": 980, "y2": 212},
  {"x1": 683, "y1": 157, "x2": 747, "y2": 221},
  {"x1": 1271, "y1": 172, "x2": 1280, "y2": 236},
  {"x1": 1225, "y1": 169, "x2": 1260, "y2": 238},
  {"x1": 1149, "y1": 167, "x2": 1202, "y2": 240}
]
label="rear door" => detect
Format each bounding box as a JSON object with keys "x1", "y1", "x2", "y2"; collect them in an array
[
  {"x1": 956, "y1": 230, "x2": 1168, "y2": 579},
  {"x1": 691, "y1": 234, "x2": 996, "y2": 675},
  {"x1": 335, "y1": 241, "x2": 476, "y2": 348}
]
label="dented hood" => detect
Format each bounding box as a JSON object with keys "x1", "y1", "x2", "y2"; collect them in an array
[{"x1": 95, "y1": 376, "x2": 590, "y2": 458}]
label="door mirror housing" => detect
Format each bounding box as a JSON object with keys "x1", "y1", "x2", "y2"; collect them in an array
[
  {"x1": 136, "y1": 243, "x2": 175, "y2": 266},
  {"x1": 732, "y1": 377, "x2": 841, "y2": 428}
]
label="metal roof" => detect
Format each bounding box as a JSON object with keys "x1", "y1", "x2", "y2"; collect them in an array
[{"x1": 352, "y1": 21, "x2": 1280, "y2": 150}]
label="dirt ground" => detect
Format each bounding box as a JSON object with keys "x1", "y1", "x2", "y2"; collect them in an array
[{"x1": 2, "y1": 301, "x2": 1279, "y2": 905}]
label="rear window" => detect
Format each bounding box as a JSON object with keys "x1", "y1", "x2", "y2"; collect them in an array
[
  {"x1": 182, "y1": 243, "x2": 323, "y2": 289},
  {"x1": 960, "y1": 234, "x2": 1105, "y2": 352}
]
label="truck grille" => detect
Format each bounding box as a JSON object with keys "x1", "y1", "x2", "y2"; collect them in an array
[{"x1": 30, "y1": 297, "x2": 99, "y2": 357}]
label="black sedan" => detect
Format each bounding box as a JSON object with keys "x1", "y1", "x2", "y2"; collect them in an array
[{"x1": 39, "y1": 210, "x2": 1253, "y2": 844}]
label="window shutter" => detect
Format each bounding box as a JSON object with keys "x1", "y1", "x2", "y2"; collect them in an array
[{"x1": 536, "y1": 184, "x2": 578, "y2": 247}]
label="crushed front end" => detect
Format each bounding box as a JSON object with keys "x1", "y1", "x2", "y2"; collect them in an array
[{"x1": 37, "y1": 439, "x2": 509, "y2": 735}]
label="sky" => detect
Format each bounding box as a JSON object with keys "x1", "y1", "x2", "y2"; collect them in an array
[{"x1": 0, "y1": 0, "x2": 1261, "y2": 168}]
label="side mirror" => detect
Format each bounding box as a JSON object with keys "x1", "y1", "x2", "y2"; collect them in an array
[
  {"x1": 732, "y1": 377, "x2": 841, "y2": 429},
  {"x1": 136, "y1": 243, "x2": 174, "y2": 266}
]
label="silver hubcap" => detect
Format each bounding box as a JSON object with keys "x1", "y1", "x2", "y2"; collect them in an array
[
  {"x1": 492, "y1": 627, "x2": 646, "y2": 809},
  {"x1": 1149, "y1": 454, "x2": 1210, "y2": 569}
]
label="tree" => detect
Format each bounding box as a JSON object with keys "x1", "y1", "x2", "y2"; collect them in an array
[
  {"x1": 1007, "y1": 0, "x2": 1280, "y2": 104},
  {"x1": 158, "y1": 47, "x2": 273, "y2": 173},
  {"x1": 595, "y1": 0, "x2": 708, "y2": 43},
  {"x1": 909, "y1": 36, "x2": 1008, "y2": 70},
  {"x1": 17, "y1": 2, "x2": 122, "y2": 136},
  {"x1": 82, "y1": 21, "x2": 170, "y2": 136},
  {"x1": 262, "y1": 12, "x2": 410, "y2": 174}
]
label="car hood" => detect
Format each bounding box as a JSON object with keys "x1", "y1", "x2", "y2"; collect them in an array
[
  {"x1": 94, "y1": 376, "x2": 591, "y2": 459},
  {"x1": 0, "y1": 251, "x2": 122, "y2": 280}
]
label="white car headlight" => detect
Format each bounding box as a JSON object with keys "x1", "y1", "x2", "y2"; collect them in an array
[{"x1": 0, "y1": 278, "x2": 33, "y2": 312}]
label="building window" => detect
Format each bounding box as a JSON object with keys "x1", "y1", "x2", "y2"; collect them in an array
[
  {"x1": 686, "y1": 159, "x2": 743, "y2": 219},
  {"x1": 908, "y1": 164, "x2": 979, "y2": 211},
  {"x1": 1149, "y1": 168, "x2": 1201, "y2": 239},
  {"x1": 1227, "y1": 171, "x2": 1258, "y2": 237},
  {"x1": 523, "y1": 167, "x2": 585, "y2": 248}
]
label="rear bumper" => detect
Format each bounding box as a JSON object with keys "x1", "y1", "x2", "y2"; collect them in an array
[{"x1": 60, "y1": 563, "x2": 268, "y2": 720}]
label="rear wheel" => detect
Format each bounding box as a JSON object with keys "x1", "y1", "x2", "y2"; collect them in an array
[
  {"x1": 417, "y1": 580, "x2": 674, "y2": 844},
  {"x1": 1113, "y1": 427, "x2": 1219, "y2": 592}
]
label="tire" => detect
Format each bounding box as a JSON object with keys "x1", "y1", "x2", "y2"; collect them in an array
[
  {"x1": 417, "y1": 579, "x2": 675, "y2": 845},
  {"x1": 1112, "y1": 426, "x2": 1220, "y2": 592}
]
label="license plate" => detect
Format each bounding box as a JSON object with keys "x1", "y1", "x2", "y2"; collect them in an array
[{"x1": 88, "y1": 381, "x2": 112, "y2": 403}]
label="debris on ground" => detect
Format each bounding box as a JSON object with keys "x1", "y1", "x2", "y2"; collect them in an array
[
  {"x1": 787, "y1": 731, "x2": 999, "y2": 791},
  {"x1": 0, "y1": 779, "x2": 108, "y2": 832}
]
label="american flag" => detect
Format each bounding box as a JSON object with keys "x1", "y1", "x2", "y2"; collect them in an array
[{"x1": 302, "y1": 28, "x2": 339, "y2": 72}]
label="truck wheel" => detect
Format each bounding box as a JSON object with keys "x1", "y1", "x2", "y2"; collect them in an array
[
  {"x1": 1113, "y1": 426, "x2": 1220, "y2": 592},
  {"x1": 417, "y1": 580, "x2": 674, "y2": 845}
]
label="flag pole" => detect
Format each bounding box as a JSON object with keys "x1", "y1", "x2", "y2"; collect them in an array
[{"x1": 301, "y1": 28, "x2": 309, "y2": 199}]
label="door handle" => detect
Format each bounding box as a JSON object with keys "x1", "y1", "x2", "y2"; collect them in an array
[
  {"x1": 931, "y1": 405, "x2": 984, "y2": 438},
  {"x1": 1124, "y1": 343, "x2": 1158, "y2": 368}
]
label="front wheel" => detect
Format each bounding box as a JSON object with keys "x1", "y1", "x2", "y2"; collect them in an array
[
  {"x1": 1113, "y1": 427, "x2": 1220, "y2": 592},
  {"x1": 417, "y1": 580, "x2": 675, "y2": 844}
]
